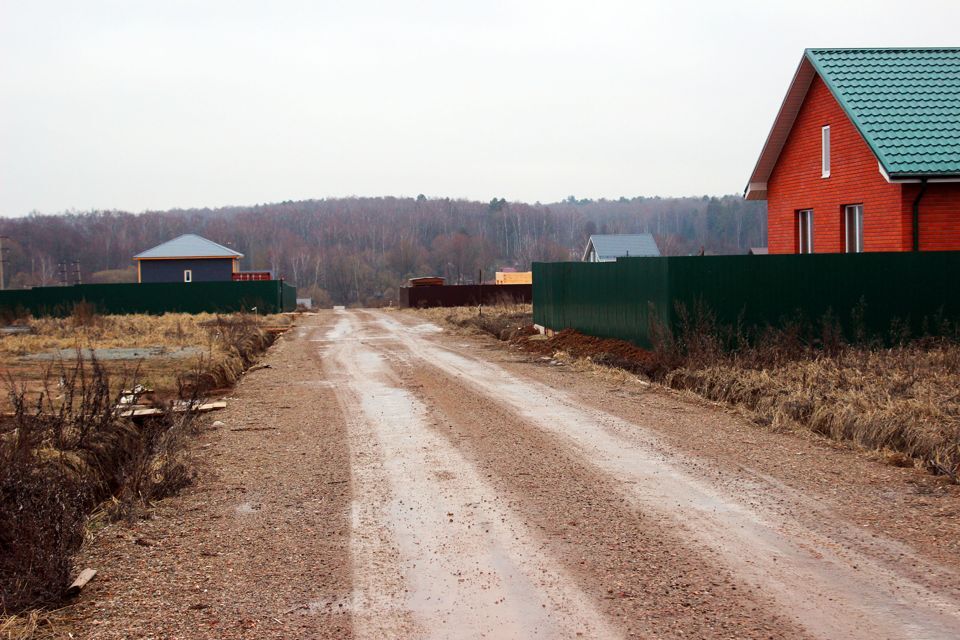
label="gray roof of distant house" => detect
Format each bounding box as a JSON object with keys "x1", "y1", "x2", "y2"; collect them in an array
[
  {"x1": 583, "y1": 234, "x2": 661, "y2": 260},
  {"x1": 134, "y1": 234, "x2": 243, "y2": 259}
]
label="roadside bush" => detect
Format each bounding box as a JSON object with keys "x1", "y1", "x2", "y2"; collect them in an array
[
  {"x1": 0, "y1": 354, "x2": 199, "y2": 613},
  {"x1": 419, "y1": 304, "x2": 533, "y2": 341},
  {"x1": 186, "y1": 315, "x2": 276, "y2": 393}
]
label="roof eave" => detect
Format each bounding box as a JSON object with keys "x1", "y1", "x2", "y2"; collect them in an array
[
  {"x1": 744, "y1": 182, "x2": 768, "y2": 201},
  {"x1": 887, "y1": 172, "x2": 960, "y2": 183},
  {"x1": 743, "y1": 56, "x2": 817, "y2": 199},
  {"x1": 133, "y1": 253, "x2": 243, "y2": 260}
]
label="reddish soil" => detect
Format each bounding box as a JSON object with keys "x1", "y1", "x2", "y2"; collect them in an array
[{"x1": 516, "y1": 327, "x2": 655, "y2": 373}]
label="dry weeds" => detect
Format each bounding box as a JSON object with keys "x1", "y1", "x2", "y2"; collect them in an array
[
  {"x1": 0, "y1": 313, "x2": 291, "y2": 407},
  {"x1": 0, "y1": 312, "x2": 288, "y2": 357},
  {"x1": 666, "y1": 343, "x2": 960, "y2": 481},
  {"x1": 408, "y1": 303, "x2": 532, "y2": 340},
  {"x1": 0, "y1": 312, "x2": 291, "y2": 621}
]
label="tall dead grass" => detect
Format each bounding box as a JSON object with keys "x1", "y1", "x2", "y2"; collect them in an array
[
  {"x1": 0, "y1": 353, "x2": 173, "y2": 612},
  {"x1": 664, "y1": 344, "x2": 960, "y2": 480},
  {"x1": 411, "y1": 303, "x2": 532, "y2": 340},
  {"x1": 0, "y1": 311, "x2": 289, "y2": 358},
  {"x1": 648, "y1": 304, "x2": 960, "y2": 481},
  {"x1": 1, "y1": 313, "x2": 285, "y2": 615}
]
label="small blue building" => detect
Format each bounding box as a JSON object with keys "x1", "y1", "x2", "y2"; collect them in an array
[
  {"x1": 134, "y1": 234, "x2": 243, "y2": 283},
  {"x1": 581, "y1": 234, "x2": 660, "y2": 262}
]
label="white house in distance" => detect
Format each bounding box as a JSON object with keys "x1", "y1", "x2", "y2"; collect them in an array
[{"x1": 582, "y1": 234, "x2": 661, "y2": 262}]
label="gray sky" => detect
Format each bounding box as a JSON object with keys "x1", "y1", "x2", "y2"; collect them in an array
[{"x1": 2, "y1": 0, "x2": 959, "y2": 216}]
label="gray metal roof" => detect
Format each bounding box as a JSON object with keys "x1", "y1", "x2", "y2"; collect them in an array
[
  {"x1": 134, "y1": 234, "x2": 243, "y2": 259},
  {"x1": 583, "y1": 234, "x2": 660, "y2": 260}
]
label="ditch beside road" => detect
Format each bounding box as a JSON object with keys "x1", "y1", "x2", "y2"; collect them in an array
[{"x1": 68, "y1": 310, "x2": 960, "y2": 639}]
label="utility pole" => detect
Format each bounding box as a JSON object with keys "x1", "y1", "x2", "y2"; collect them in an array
[{"x1": 0, "y1": 236, "x2": 7, "y2": 291}]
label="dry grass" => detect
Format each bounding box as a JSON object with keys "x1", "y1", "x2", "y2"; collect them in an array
[
  {"x1": 0, "y1": 312, "x2": 287, "y2": 357},
  {"x1": 0, "y1": 312, "x2": 291, "y2": 409},
  {"x1": 0, "y1": 608, "x2": 68, "y2": 640},
  {"x1": 665, "y1": 342, "x2": 960, "y2": 480},
  {"x1": 408, "y1": 303, "x2": 532, "y2": 340},
  {"x1": 0, "y1": 311, "x2": 292, "y2": 619}
]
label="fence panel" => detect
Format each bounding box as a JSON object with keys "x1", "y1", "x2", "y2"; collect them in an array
[
  {"x1": 399, "y1": 284, "x2": 531, "y2": 308},
  {"x1": 0, "y1": 281, "x2": 297, "y2": 317},
  {"x1": 534, "y1": 253, "x2": 960, "y2": 347}
]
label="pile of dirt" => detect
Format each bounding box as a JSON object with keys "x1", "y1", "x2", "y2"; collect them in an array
[{"x1": 513, "y1": 327, "x2": 654, "y2": 375}]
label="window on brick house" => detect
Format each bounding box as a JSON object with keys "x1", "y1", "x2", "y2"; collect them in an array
[
  {"x1": 798, "y1": 209, "x2": 814, "y2": 254},
  {"x1": 821, "y1": 126, "x2": 831, "y2": 178},
  {"x1": 844, "y1": 204, "x2": 863, "y2": 253}
]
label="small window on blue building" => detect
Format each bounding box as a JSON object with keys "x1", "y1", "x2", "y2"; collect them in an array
[{"x1": 184, "y1": 269, "x2": 192, "y2": 283}]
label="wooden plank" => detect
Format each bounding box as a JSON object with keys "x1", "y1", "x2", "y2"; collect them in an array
[
  {"x1": 65, "y1": 568, "x2": 97, "y2": 597},
  {"x1": 119, "y1": 401, "x2": 226, "y2": 418}
]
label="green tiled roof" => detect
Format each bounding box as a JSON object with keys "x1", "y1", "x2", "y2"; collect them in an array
[{"x1": 806, "y1": 48, "x2": 960, "y2": 177}]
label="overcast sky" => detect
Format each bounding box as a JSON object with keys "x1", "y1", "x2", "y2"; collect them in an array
[{"x1": 1, "y1": 0, "x2": 958, "y2": 216}]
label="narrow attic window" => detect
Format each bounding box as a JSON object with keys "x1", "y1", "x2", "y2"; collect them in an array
[
  {"x1": 184, "y1": 269, "x2": 192, "y2": 283},
  {"x1": 821, "y1": 126, "x2": 831, "y2": 178}
]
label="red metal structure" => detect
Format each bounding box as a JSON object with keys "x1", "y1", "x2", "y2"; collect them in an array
[{"x1": 232, "y1": 271, "x2": 272, "y2": 282}]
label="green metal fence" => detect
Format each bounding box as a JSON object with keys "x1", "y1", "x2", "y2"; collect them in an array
[
  {"x1": 533, "y1": 253, "x2": 960, "y2": 348},
  {"x1": 0, "y1": 280, "x2": 297, "y2": 317}
]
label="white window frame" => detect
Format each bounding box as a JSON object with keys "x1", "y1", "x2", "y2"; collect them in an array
[
  {"x1": 798, "y1": 209, "x2": 814, "y2": 254},
  {"x1": 844, "y1": 204, "x2": 864, "y2": 253},
  {"x1": 184, "y1": 269, "x2": 193, "y2": 283},
  {"x1": 821, "y1": 125, "x2": 831, "y2": 178}
]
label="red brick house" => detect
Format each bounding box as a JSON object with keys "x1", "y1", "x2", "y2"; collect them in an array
[{"x1": 745, "y1": 48, "x2": 960, "y2": 254}]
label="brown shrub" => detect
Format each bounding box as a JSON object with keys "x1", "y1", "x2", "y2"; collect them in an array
[
  {"x1": 0, "y1": 354, "x2": 198, "y2": 612},
  {"x1": 411, "y1": 304, "x2": 532, "y2": 341}
]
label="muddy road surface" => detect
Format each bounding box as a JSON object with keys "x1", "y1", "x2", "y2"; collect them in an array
[{"x1": 72, "y1": 310, "x2": 960, "y2": 639}]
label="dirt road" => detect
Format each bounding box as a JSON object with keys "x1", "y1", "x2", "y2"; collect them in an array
[{"x1": 72, "y1": 310, "x2": 960, "y2": 639}]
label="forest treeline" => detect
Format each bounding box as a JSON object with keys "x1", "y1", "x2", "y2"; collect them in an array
[{"x1": 0, "y1": 195, "x2": 766, "y2": 306}]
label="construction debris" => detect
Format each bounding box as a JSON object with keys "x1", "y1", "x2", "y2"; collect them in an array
[
  {"x1": 65, "y1": 568, "x2": 97, "y2": 598},
  {"x1": 119, "y1": 401, "x2": 227, "y2": 419}
]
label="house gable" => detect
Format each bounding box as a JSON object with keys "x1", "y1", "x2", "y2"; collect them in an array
[
  {"x1": 766, "y1": 74, "x2": 906, "y2": 254},
  {"x1": 806, "y1": 48, "x2": 960, "y2": 179},
  {"x1": 748, "y1": 48, "x2": 960, "y2": 200}
]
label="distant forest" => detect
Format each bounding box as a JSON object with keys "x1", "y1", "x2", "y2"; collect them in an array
[{"x1": 0, "y1": 195, "x2": 766, "y2": 306}]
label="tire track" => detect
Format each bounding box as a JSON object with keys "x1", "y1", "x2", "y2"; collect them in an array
[
  {"x1": 377, "y1": 340, "x2": 808, "y2": 638},
  {"x1": 320, "y1": 311, "x2": 618, "y2": 639},
  {"x1": 371, "y1": 309, "x2": 960, "y2": 640}
]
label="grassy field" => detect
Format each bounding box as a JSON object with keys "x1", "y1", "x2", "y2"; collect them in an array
[{"x1": 0, "y1": 312, "x2": 291, "y2": 410}]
